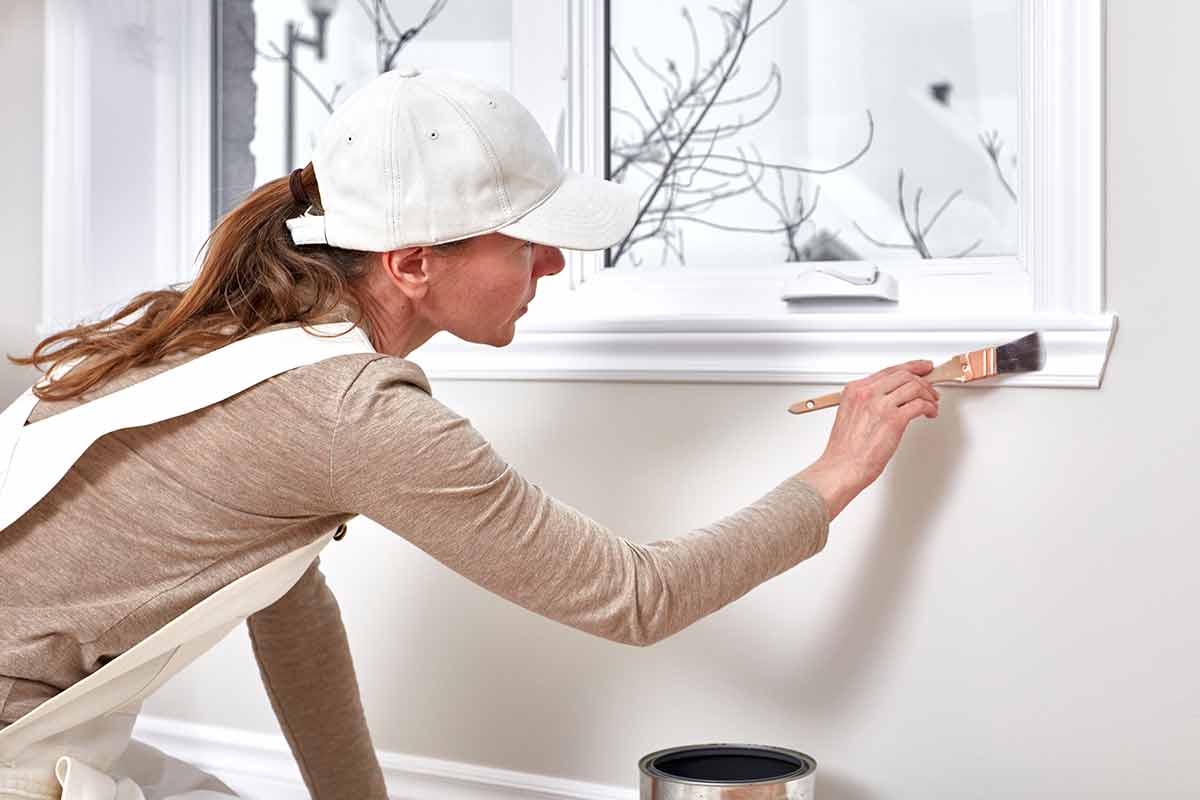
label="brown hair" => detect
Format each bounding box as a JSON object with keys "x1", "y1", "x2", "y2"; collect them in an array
[{"x1": 7, "y1": 163, "x2": 467, "y2": 403}]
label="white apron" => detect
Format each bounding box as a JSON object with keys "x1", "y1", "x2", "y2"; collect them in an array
[{"x1": 0, "y1": 321, "x2": 378, "y2": 799}]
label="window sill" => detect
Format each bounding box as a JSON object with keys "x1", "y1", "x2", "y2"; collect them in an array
[
  {"x1": 413, "y1": 310, "x2": 1118, "y2": 387},
  {"x1": 412, "y1": 260, "x2": 1117, "y2": 387}
]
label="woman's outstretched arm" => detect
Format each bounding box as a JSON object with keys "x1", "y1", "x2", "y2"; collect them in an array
[{"x1": 328, "y1": 357, "x2": 831, "y2": 648}]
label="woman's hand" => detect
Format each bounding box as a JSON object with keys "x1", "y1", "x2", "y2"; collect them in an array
[{"x1": 798, "y1": 359, "x2": 941, "y2": 521}]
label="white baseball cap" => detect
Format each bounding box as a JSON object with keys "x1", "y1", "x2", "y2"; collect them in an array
[{"x1": 285, "y1": 64, "x2": 640, "y2": 252}]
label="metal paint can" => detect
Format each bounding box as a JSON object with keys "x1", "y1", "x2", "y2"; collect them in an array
[{"x1": 638, "y1": 743, "x2": 816, "y2": 799}]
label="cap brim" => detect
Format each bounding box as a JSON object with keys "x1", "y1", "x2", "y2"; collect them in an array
[{"x1": 495, "y1": 170, "x2": 640, "y2": 251}]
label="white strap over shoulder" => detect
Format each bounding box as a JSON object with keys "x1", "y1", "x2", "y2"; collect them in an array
[{"x1": 0, "y1": 321, "x2": 376, "y2": 533}]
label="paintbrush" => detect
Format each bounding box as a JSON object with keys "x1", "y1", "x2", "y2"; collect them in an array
[{"x1": 788, "y1": 331, "x2": 1046, "y2": 414}]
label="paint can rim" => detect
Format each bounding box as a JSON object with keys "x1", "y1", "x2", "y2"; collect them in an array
[{"x1": 638, "y1": 742, "x2": 817, "y2": 786}]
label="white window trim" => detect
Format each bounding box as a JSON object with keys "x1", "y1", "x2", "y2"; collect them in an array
[
  {"x1": 416, "y1": 0, "x2": 1117, "y2": 387},
  {"x1": 37, "y1": 1, "x2": 1115, "y2": 388},
  {"x1": 38, "y1": 0, "x2": 211, "y2": 340}
]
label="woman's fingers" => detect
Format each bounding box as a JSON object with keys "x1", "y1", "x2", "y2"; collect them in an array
[
  {"x1": 899, "y1": 398, "x2": 939, "y2": 420},
  {"x1": 875, "y1": 368, "x2": 940, "y2": 402},
  {"x1": 887, "y1": 378, "x2": 938, "y2": 407},
  {"x1": 873, "y1": 359, "x2": 936, "y2": 383},
  {"x1": 872, "y1": 359, "x2": 933, "y2": 379}
]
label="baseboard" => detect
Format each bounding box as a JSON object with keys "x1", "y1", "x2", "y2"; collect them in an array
[{"x1": 131, "y1": 714, "x2": 637, "y2": 800}]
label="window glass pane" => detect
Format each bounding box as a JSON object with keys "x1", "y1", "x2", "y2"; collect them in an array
[
  {"x1": 214, "y1": 0, "x2": 515, "y2": 220},
  {"x1": 606, "y1": 0, "x2": 1018, "y2": 268}
]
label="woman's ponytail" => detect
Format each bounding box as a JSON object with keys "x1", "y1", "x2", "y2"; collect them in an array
[{"x1": 8, "y1": 163, "x2": 376, "y2": 402}]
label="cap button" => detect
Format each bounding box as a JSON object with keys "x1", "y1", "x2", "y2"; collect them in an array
[{"x1": 396, "y1": 64, "x2": 421, "y2": 78}]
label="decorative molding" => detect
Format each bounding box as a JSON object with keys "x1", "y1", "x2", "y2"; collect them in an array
[
  {"x1": 41, "y1": 0, "x2": 91, "y2": 343},
  {"x1": 1022, "y1": 0, "x2": 1106, "y2": 314},
  {"x1": 562, "y1": 0, "x2": 608, "y2": 291},
  {"x1": 163, "y1": 0, "x2": 215, "y2": 287},
  {"x1": 417, "y1": 313, "x2": 1118, "y2": 388},
  {"x1": 131, "y1": 714, "x2": 636, "y2": 800}
]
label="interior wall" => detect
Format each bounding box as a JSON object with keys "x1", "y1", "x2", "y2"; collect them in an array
[{"x1": 3, "y1": 1, "x2": 1197, "y2": 796}]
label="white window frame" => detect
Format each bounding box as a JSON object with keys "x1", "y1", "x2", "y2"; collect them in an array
[
  {"x1": 416, "y1": 0, "x2": 1117, "y2": 387},
  {"x1": 39, "y1": 1, "x2": 1115, "y2": 389},
  {"x1": 38, "y1": 0, "x2": 211, "y2": 341}
]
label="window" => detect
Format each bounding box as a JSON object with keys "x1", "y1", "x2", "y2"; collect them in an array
[
  {"x1": 417, "y1": 0, "x2": 1116, "y2": 387},
  {"x1": 40, "y1": 0, "x2": 1114, "y2": 387}
]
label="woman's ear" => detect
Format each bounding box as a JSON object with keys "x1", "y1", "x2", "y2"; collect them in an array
[{"x1": 382, "y1": 247, "x2": 430, "y2": 302}]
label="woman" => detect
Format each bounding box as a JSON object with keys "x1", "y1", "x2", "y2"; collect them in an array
[{"x1": 0, "y1": 66, "x2": 939, "y2": 799}]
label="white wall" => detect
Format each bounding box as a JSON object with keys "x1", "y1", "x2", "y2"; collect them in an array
[{"x1": 3, "y1": 1, "x2": 1198, "y2": 796}]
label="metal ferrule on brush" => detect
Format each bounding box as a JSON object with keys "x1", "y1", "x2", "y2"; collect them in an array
[{"x1": 962, "y1": 346, "x2": 999, "y2": 382}]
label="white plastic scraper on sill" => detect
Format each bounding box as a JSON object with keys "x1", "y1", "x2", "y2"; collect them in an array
[{"x1": 781, "y1": 264, "x2": 899, "y2": 303}]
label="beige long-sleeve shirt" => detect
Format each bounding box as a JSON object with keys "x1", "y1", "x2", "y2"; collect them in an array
[{"x1": 0, "y1": 319, "x2": 830, "y2": 799}]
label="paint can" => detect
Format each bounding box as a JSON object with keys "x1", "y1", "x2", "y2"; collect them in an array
[{"x1": 638, "y1": 742, "x2": 816, "y2": 798}]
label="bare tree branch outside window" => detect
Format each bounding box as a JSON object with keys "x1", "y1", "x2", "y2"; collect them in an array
[
  {"x1": 608, "y1": 0, "x2": 1020, "y2": 266},
  {"x1": 242, "y1": 1, "x2": 448, "y2": 117},
  {"x1": 607, "y1": 0, "x2": 875, "y2": 267}
]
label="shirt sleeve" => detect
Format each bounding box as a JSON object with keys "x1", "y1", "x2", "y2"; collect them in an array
[
  {"x1": 246, "y1": 556, "x2": 389, "y2": 800},
  {"x1": 328, "y1": 357, "x2": 831, "y2": 647}
]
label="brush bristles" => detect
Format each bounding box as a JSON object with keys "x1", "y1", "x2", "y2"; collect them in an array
[{"x1": 995, "y1": 331, "x2": 1045, "y2": 373}]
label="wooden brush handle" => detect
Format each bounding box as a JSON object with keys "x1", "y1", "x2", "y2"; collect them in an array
[
  {"x1": 788, "y1": 356, "x2": 965, "y2": 415},
  {"x1": 926, "y1": 357, "x2": 968, "y2": 384},
  {"x1": 788, "y1": 391, "x2": 843, "y2": 414}
]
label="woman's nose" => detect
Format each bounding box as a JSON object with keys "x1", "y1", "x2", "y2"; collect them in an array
[{"x1": 534, "y1": 245, "x2": 565, "y2": 277}]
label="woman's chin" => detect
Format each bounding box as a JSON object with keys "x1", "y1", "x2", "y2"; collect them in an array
[{"x1": 488, "y1": 322, "x2": 518, "y2": 348}]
